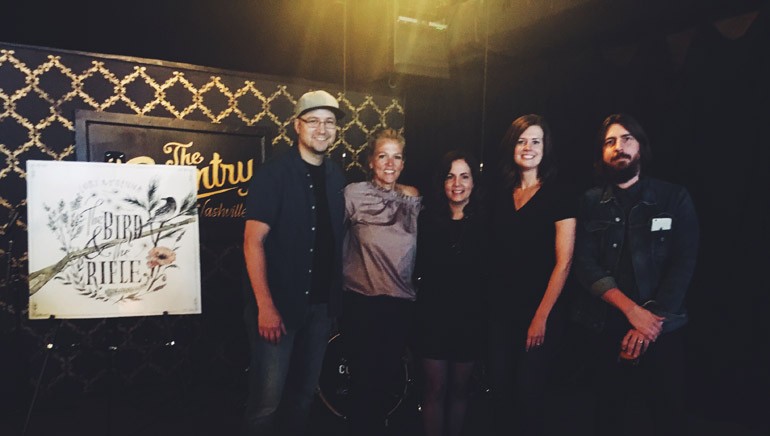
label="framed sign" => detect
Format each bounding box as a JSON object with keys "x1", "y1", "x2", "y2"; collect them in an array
[
  {"x1": 75, "y1": 110, "x2": 272, "y2": 240},
  {"x1": 27, "y1": 161, "x2": 202, "y2": 319}
]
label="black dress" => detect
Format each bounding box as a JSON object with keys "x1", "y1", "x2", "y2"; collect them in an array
[
  {"x1": 413, "y1": 207, "x2": 487, "y2": 362},
  {"x1": 486, "y1": 182, "x2": 576, "y2": 435},
  {"x1": 488, "y1": 182, "x2": 575, "y2": 327}
]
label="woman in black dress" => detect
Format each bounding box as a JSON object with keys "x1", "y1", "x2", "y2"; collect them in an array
[
  {"x1": 488, "y1": 115, "x2": 576, "y2": 435},
  {"x1": 414, "y1": 150, "x2": 487, "y2": 436}
]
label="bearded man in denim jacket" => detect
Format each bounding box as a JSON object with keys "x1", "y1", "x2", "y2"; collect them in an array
[{"x1": 573, "y1": 114, "x2": 699, "y2": 436}]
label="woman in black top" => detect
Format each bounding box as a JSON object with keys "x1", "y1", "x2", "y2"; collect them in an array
[
  {"x1": 488, "y1": 115, "x2": 576, "y2": 435},
  {"x1": 414, "y1": 150, "x2": 487, "y2": 436}
]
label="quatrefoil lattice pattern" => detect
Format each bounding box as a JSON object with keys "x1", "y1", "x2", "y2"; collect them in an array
[{"x1": 0, "y1": 43, "x2": 404, "y2": 399}]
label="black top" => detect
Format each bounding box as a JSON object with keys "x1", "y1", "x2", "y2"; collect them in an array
[
  {"x1": 489, "y1": 182, "x2": 576, "y2": 325},
  {"x1": 415, "y1": 208, "x2": 488, "y2": 318},
  {"x1": 305, "y1": 161, "x2": 334, "y2": 304},
  {"x1": 413, "y1": 207, "x2": 488, "y2": 360}
]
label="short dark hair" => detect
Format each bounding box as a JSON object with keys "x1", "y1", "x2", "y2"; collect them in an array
[
  {"x1": 596, "y1": 113, "x2": 652, "y2": 167},
  {"x1": 499, "y1": 114, "x2": 556, "y2": 189},
  {"x1": 431, "y1": 150, "x2": 481, "y2": 218}
]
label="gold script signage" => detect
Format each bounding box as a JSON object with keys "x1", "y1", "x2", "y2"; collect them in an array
[{"x1": 75, "y1": 110, "x2": 271, "y2": 241}]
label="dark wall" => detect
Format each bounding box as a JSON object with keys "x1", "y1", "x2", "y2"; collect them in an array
[{"x1": 0, "y1": 0, "x2": 348, "y2": 85}]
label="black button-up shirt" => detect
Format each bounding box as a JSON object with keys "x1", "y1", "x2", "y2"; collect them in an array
[{"x1": 244, "y1": 147, "x2": 345, "y2": 328}]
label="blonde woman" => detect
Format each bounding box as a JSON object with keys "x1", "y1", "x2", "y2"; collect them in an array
[{"x1": 341, "y1": 128, "x2": 421, "y2": 436}]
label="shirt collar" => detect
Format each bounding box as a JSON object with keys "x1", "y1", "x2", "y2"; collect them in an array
[
  {"x1": 600, "y1": 177, "x2": 656, "y2": 205},
  {"x1": 290, "y1": 145, "x2": 328, "y2": 175}
]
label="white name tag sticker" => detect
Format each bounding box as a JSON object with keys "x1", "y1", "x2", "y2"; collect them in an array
[{"x1": 651, "y1": 217, "x2": 672, "y2": 231}]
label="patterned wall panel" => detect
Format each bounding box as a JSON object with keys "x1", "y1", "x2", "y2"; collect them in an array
[{"x1": 0, "y1": 43, "x2": 404, "y2": 403}]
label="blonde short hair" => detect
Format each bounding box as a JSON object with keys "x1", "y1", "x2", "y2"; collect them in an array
[{"x1": 367, "y1": 128, "x2": 405, "y2": 162}]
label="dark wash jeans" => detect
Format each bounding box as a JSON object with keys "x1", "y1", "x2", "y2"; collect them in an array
[{"x1": 241, "y1": 303, "x2": 331, "y2": 436}]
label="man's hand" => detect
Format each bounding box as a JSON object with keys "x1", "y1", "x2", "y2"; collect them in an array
[
  {"x1": 601, "y1": 288, "x2": 664, "y2": 341},
  {"x1": 258, "y1": 304, "x2": 287, "y2": 344},
  {"x1": 620, "y1": 328, "x2": 650, "y2": 359},
  {"x1": 625, "y1": 305, "x2": 664, "y2": 341}
]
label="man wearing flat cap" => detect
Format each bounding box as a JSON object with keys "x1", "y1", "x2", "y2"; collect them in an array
[{"x1": 242, "y1": 90, "x2": 346, "y2": 435}]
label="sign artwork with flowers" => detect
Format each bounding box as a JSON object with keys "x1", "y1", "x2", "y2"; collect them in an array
[{"x1": 27, "y1": 160, "x2": 202, "y2": 319}]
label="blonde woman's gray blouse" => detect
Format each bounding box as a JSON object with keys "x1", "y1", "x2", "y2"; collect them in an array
[{"x1": 342, "y1": 181, "x2": 422, "y2": 300}]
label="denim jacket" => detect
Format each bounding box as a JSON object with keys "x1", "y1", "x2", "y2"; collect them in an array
[{"x1": 572, "y1": 177, "x2": 699, "y2": 333}]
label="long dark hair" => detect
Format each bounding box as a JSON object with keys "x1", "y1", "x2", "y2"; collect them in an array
[
  {"x1": 431, "y1": 150, "x2": 481, "y2": 219},
  {"x1": 498, "y1": 114, "x2": 556, "y2": 189}
]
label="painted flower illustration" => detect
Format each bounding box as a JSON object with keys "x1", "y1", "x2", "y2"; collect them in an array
[{"x1": 146, "y1": 246, "x2": 177, "y2": 268}]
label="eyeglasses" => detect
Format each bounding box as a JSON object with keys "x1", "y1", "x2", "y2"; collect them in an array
[{"x1": 298, "y1": 117, "x2": 337, "y2": 130}]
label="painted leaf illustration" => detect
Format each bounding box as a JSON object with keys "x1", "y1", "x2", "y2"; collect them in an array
[
  {"x1": 123, "y1": 197, "x2": 146, "y2": 209},
  {"x1": 180, "y1": 192, "x2": 198, "y2": 216},
  {"x1": 148, "y1": 179, "x2": 159, "y2": 210}
]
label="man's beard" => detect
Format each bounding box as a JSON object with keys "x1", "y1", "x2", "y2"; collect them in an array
[{"x1": 601, "y1": 153, "x2": 641, "y2": 185}]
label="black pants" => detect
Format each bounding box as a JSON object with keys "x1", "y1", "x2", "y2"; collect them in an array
[
  {"x1": 592, "y1": 314, "x2": 687, "y2": 436},
  {"x1": 342, "y1": 292, "x2": 414, "y2": 436}
]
